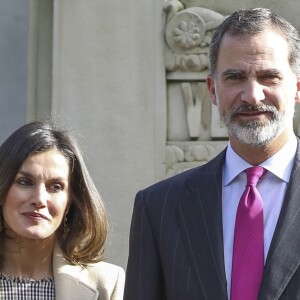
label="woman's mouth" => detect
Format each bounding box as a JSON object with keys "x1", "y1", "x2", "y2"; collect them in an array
[{"x1": 23, "y1": 212, "x2": 49, "y2": 221}]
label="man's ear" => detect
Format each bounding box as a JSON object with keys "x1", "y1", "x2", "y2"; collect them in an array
[
  {"x1": 207, "y1": 75, "x2": 217, "y2": 105},
  {"x1": 295, "y1": 79, "x2": 300, "y2": 104}
]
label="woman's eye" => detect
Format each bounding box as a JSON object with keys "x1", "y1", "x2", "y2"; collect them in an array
[
  {"x1": 49, "y1": 183, "x2": 64, "y2": 192},
  {"x1": 16, "y1": 178, "x2": 32, "y2": 186}
]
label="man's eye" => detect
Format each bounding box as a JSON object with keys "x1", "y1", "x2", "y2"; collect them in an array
[
  {"x1": 226, "y1": 75, "x2": 243, "y2": 80},
  {"x1": 224, "y1": 75, "x2": 245, "y2": 81},
  {"x1": 261, "y1": 75, "x2": 280, "y2": 82}
]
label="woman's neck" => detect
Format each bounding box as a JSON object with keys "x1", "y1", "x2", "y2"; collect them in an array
[{"x1": 1, "y1": 235, "x2": 55, "y2": 280}]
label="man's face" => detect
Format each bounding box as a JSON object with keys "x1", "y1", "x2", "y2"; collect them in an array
[{"x1": 207, "y1": 29, "x2": 300, "y2": 147}]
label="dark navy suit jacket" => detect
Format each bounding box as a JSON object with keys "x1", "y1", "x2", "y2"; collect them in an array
[{"x1": 124, "y1": 139, "x2": 300, "y2": 299}]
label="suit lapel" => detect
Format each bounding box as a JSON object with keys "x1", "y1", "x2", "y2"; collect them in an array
[
  {"x1": 177, "y1": 150, "x2": 228, "y2": 299},
  {"x1": 259, "y1": 140, "x2": 300, "y2": 300}
]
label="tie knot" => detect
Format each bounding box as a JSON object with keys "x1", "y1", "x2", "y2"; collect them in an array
[{"x1": 245, "y1": 166, "x2": 266, "y2": 187}]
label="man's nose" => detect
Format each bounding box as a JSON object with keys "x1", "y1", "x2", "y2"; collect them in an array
[{"x1": 240, "y1": 80, "x2": 265, "y2": 105}]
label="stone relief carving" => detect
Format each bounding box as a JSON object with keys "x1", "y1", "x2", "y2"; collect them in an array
[
  {"x1": 166, "y1": 141, "x2": 227, "y2": 176},
  {"x1": 164, "y1": 2, "x2": 226, "y2": 72},
  {"x1": 165, "y1": 2, "x2": 228, "y2": 141},
  {"x1": 181, "y1": 82, "x2": 210, "y2": 139},
  {"x1": 164, "y1": 2, "x2": 228, "y2": 174}
]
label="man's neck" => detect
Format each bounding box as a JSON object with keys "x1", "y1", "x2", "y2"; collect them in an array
[{"x1": 229, "y1": 130, "x2": 295, "y2": 165}]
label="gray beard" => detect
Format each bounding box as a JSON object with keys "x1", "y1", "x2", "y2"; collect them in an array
[{"x1": 219, "y1": 104, "x2": 291, "y2": 146}]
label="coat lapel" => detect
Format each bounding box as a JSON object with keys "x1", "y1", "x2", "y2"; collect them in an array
[
  {"x1": 258, "y1": 139, "x2": 300, "y2": 299},
  {"x1": 53, "y1": 245, "x2": 99, "y2": 300},
  {"x1": 177, "y1": 150, "x2": 228, "y2": 299}
]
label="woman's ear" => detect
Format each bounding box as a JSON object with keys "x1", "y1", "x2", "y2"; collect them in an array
[{"x1": 0, "y1": 206, "x2": 4, "y2": 231}]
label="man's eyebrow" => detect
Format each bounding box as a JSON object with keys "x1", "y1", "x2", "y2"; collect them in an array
[
  {"x1": 222, "y1": 69, "x2": 245, "y2": 77},
  {"x1": 257, "y1": 68, "x2": 281, "y2": 76},
  {"x1": 221, "y1": 68, "x2": 282, "y2": 78}
]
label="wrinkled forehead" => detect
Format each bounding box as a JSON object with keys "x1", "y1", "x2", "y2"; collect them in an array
[{"x1": 217, "y1": 30, "x2": 291, "y2": 72}]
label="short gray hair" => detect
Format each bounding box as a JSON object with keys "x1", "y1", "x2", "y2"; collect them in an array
[{"x1": 209, "y1": 8, "x2": 300, "y2": 77}]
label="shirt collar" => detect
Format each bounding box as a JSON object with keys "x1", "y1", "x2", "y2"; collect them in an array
[{"x1": 224, "y1": 136, "x2": 297, "y2": 186}]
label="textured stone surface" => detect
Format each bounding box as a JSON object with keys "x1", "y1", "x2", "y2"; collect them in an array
[
  {"x1": 0, "y1": 1, "x2": 28, "y2": 143},
  {"x1": 24, "y1": 0, "x2": 300, "y2": 269}
]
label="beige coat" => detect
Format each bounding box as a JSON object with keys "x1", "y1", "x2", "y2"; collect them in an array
[{"x1": 53, "y1": 246, "x2": 125, "y2": 300}]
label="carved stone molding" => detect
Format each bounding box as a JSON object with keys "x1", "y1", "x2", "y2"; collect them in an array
[
  {"x1": 166, "y1": 141, "x2": 227, "y2": 176},
  {"x1": 164, "y1": 2, "x2": 228, "y2": 145},
  {"x1": 164, "y1": 2, "x2": 227, "y2": 74}
]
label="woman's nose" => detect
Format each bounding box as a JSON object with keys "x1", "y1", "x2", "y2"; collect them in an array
[{"x1": 32, "y1": 186, "x2": 48, "y2": 207}]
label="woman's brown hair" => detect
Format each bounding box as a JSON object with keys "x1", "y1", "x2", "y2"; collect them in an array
[{"x1": 0, "y1": 120, "x2": 107, "y2": 265}]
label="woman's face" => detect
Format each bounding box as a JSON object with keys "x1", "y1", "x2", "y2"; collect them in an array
[{"x1": 2, "y1": 148, "x2": 71, "y2": 240}]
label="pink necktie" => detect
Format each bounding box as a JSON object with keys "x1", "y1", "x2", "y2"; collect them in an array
[{"x1": 231, "y1": 166, "x2": 266, "y2": 300}]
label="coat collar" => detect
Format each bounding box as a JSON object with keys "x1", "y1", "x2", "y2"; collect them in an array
[
  {"x1": 177, "y1": 149, "x2": 228, "y2": 299},
  {"x1": 258, "y1": 138, "x2": 300, "y2": 299},
  {"x1": 53, "y1": 245, "x2": 99, "y2": 300}
]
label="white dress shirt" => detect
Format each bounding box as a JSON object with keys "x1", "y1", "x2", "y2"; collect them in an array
[{"x1": 222, "y1": 136, "x2": 297, "y2": 297}]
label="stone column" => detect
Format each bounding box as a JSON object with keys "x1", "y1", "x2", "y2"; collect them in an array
[{"x1": 50, "y1": 0, "x2": 166, "y2": 268}]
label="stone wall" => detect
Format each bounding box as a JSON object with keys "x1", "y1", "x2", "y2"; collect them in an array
[
  {"x1": 27, "y1": 0, "x2": 300, "y2": 268},
  {"x1": 0, "y1": 1, "x2": 28, "y2": 144}
]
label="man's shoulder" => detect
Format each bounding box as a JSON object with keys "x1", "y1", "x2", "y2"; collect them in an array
[{"x1": 142, "y1": 148, "x2": 226, "y2": 194}]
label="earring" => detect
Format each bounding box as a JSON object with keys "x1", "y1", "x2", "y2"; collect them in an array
[
  {"x1": 63, "y1": 214, "x2": 68, "y2": 234},
  {"x1": 0, "y1": 209, "x2": 3, "y2": 232}
]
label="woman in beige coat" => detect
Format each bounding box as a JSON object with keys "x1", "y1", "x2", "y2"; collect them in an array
[
  {"x1": 53, "y1": 245, "x2": 124, "y2": 300},
  {"x1": 0, "y1": 121, "x2": 124, "y2": 299}
]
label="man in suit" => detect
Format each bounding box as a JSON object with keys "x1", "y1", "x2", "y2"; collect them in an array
[{"x1": 124, "y1": 8, "x2": 300, "y2": 299}]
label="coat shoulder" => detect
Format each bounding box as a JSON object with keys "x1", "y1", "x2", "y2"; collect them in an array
[
  {"x1": 84, "y1": 261, "x2": 125, "y2": 299},
  {"x1": 53, "y1": 245, "x2": 125, "y2": 300},
  {"x1": 86, "y1": 261, "x2": 125, "y2": 281}
]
